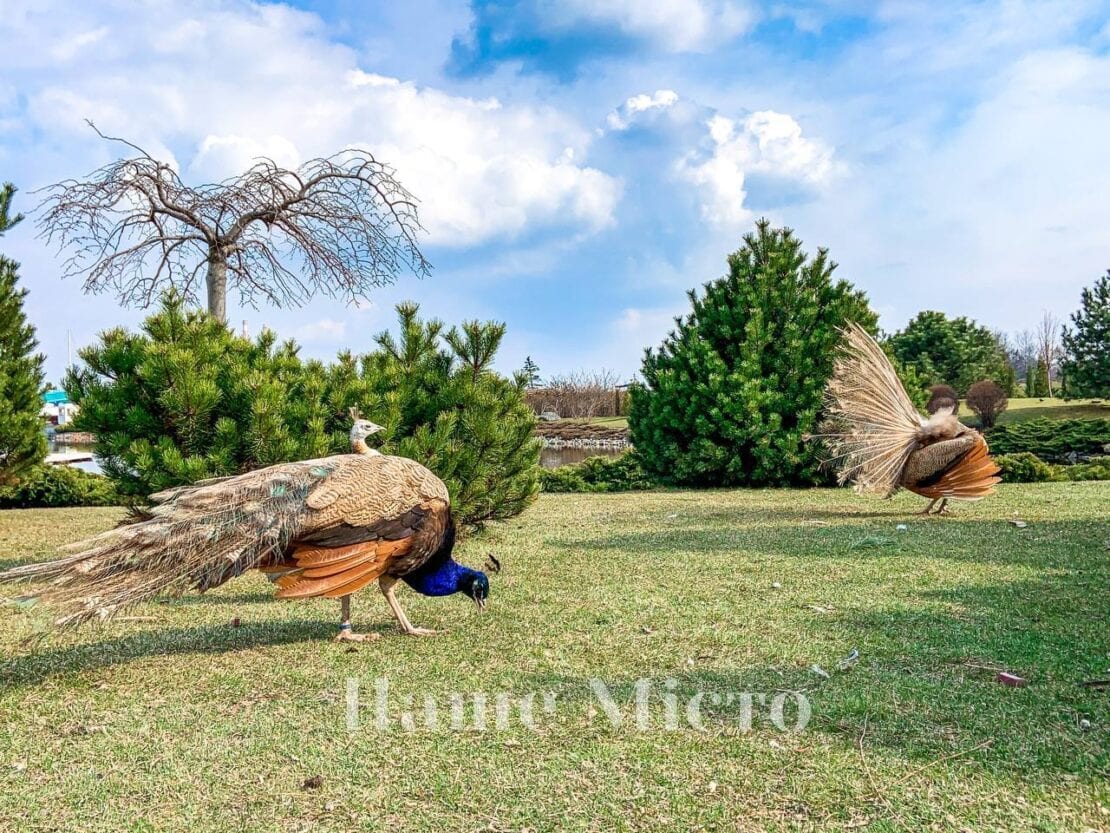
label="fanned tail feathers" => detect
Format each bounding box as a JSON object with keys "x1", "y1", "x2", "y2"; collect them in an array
[
  {"x1": 0, "y1": 459, "x2": 340, "y2": 627},
  {"x1": 816, "y1": 324, "x2": 925, "y2": 496}
]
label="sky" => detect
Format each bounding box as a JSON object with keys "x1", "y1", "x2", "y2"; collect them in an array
[{"x1": 2, "y1": 0, "x2": 1109, "y2": 384}]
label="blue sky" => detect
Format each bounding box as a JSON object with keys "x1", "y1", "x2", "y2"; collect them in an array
[{"x1": 2, "y1": 0, "x2": 1109, "y2": 384}]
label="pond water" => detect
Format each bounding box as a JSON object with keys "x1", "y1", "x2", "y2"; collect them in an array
[
  {"x1": 47, "y1": 440, "x2": 103, "y2": 474},
  {"x1": 540, "y1": 445, "x2": 625, "y2": 469}
]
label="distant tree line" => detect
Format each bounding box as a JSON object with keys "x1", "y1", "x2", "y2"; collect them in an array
[{"x1": 523, "y1": 368, "x2": 628, "y2": 419}]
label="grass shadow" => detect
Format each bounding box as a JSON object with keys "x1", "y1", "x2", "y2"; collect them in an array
[{"x1": 0, "y1": 617, "x2": 396, "y2": 690}]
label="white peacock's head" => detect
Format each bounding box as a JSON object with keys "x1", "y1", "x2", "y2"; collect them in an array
[{"x1": 350, "y1": 419, "x2": 384, "y2": 441}]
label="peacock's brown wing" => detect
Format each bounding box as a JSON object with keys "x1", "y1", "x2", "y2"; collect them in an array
[
  {"x1": 270, "y1": 454, "x2": 450, "y2": 598},
  {"x1": 273, "y1": 497, "x2": 450, "y2": 600},
  {"x1": 902, "y1": 434, "x2": 1001, "y2": 501}
]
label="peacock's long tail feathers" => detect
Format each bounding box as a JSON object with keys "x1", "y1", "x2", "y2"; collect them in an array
[
  {"x1": 816, "y1": 324, "x2": 925, "y2": 496},
  {"x1": 0, "y1": 459, "x2": 341, "y2": 627}
]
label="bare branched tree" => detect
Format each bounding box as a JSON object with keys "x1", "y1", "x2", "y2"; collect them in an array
[
  {"x1": 1009, "y1": 328, "x2": 1037, "y2": 377},
  {"x1": 1035, "y1": 311, "x2": 1062, "y2": 397},
  {"x1": 37, "y1": 122, "x2": 431, "y2": 322},
  {"x1": 526, "y1": 369, "x2": 624, "y2": 418}
]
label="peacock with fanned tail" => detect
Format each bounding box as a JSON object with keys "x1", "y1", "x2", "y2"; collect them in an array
[
  {"x1": 0, "y1": 414, "x2": 497, "y2": 640},
  {"x1": 814, "y1": 324, "x2": 1002, "y2": 515}
]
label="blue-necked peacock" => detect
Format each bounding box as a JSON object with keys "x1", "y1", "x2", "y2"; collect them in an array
[{"x1": 0, "y1": 417, "x2": 496, "y2": 640}]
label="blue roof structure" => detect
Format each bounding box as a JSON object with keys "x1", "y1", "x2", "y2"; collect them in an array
[{"x1": 42, "y1": 390, "x2": 71, "y2": 405}]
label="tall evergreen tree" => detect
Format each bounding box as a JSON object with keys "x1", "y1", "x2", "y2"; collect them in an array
[
  {"x1": 367, "y1": 304, "x2": 541, "y2": 526},
  {"x1": 1030, "y1": 358, "x2": 1050, "y2": 397},
  {"x1": 887, "y1": 311, "x2": 1012, "y2": 394},
  {"x1": 521, "y1": 355, "x2": 541, "y2": 388},
  {"x1": 629, "y1": 220, "x2": 876, "y2": 487},
  {"x1": 1061, "y1": 272, "x2": 1110, "y2": 398},
  {"x1": 0, "y1": 183, "x2": 47, "y2": 485},
  {"x1": 0, "y1": 184, "x2": 26, "y2": 231}
]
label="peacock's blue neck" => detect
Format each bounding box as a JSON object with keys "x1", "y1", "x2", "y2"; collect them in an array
[{"x1": 402, "y1": 555, "x2": 472, "y2": 597}]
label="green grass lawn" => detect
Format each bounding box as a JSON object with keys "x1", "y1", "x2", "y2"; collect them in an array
[
  {"x1": 962, "y1": 396, "x2": 1109, "y2": 426},
  {"x1": 1, "y1": 485, "x2": 1108, "y2": 831}
]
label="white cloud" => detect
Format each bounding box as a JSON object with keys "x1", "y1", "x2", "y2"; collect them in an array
[
  {"x1": 190, "y1": 135, "x2": 302, "y2": 181},
  {"x1": 606, "y1": 89, "x2": 680, "y2": 130},
  {"x1": 343, "y1": 70, "x2": 621, "y2": 245},
  {"x1": 292, "y1": 318, "x2": 348, "y2": 344},
  {"x1": 48, "y1": 26, "x2": 108, "y2": 62},
  {"x1": 549, "y1": 0, "x2": 756, "y2": 51},
  {"x1": 678, "y1": 111, "x2": 838, "y2": 224},
  {"x1": 6, "y1": 0, "x2": 620, "y2": 248}
]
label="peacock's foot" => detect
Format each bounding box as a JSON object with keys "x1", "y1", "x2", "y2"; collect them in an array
[
  {"x1": 335, "y1": 627, "x2": 380, "y2": 643},
  {"x1": 401, "y1": 626, "x2": 440, "y2": 637}
]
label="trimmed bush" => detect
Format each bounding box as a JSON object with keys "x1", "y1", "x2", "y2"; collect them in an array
[
  {"x1": 0, "y1": 465, "x2": 120, "y2": 508},
  {"x1": 993, "y1": 453, "x2": 1057, "y2": 483},
  {"x1": 992, "y1": 452, "x2": 1109, "y2": 483},
  {"x1": 1061, "y1": 457, "x2": 1110, "y2": 481},
  {"x1": 540, "y1": 452, "x2": 656, "y2": 493},
  {"x1": 926, "y1": 384, "x2": 959, "y2": 415},
  {"x1": 966, "y1": 379, "x2": 1007, "y2": 428},
  {"x1": 987, "y1": 418, "x2": 1110, "y2": 459}
]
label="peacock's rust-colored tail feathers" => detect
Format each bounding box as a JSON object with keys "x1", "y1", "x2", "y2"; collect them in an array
[
  {"x1": 815, "y1": 324, "x2": 926, "y2": 496},
  {"x1": 905, "y1": 434, "x2": 1001, "y2": 501},
  {"x1": 0, "y1": 459, "x2": 342, "y2": 627}
]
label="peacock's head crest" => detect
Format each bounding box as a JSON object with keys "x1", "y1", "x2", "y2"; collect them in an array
[{"x1": 348, "y1": 407, "x2": 384, "y2": 442}]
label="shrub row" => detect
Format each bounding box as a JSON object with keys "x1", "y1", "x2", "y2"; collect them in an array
[
  {"x1": 0, "y1": 465, "x2": 121, "y2": 509},
  {"x1": 987, "y1": 418, "x2": 1110, "y2": 459},
  {"x1": 540, "y1": 452, "x2": 657, "y2": 493},
  {"x1": 994, "y1": 452, "x2": 1110, "y2": 483}
]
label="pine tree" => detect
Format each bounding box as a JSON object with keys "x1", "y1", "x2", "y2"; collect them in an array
[
  {"x1": 67, "y1": 296, "x2": 539, "y2": 527},
  {"x1": 521, "y1": 355, "x2": 541, "y2": 388},
  {"x1": 0, "y1": 184, "x2": 26, "y2": 232},
  {"x1": 1025, "y1": 362, "x2": 1036, "y2": 397},
  {"x1": 65, "y1": 294, "x2": 358, "y2": 494},
  {"x1": 1061, "y1": 272, "x2": 1110, "y2": 398},
  {"x1": 0, "y1": 183, "x2": 46, "y2": 485},
  {"x1": 367, "y1": 303, "x2": 540, "y2": 527},
  {"x1": 629, "y1": 219, "x2": 877, "y2": 487}
]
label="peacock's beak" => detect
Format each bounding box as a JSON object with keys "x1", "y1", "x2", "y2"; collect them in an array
[{"x1": 474, "y1": 595, "x2": 486, "y2": 612}]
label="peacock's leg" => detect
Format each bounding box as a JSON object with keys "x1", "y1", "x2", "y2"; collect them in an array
[
  {"x1": 334, "y1": 593, "x2": 376, "y2": 642},
  {"x1": 919, "y1": 499, "x2": 938, "y2": 515},
  {"x1": 379, "y1": 576, "x2": 438, "y2": 636},
  {"x1": 933, "y1": 498, "x2": 950, "y2": 515}
]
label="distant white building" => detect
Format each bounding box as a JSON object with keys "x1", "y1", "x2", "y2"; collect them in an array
[{"x1": 41, "y1": 389, "x2": 79, "y2": 426}]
